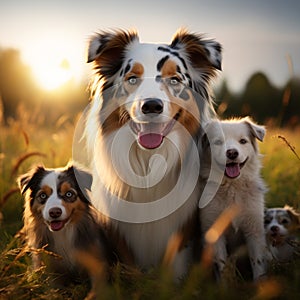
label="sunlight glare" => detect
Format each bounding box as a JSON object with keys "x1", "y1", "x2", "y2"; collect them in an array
[
  {"x1": 22, "y1": 40, "x2": 83, "y2": 92},
  {"x1": 31, "y1": 58, "x2": 73, "y2": 91}
]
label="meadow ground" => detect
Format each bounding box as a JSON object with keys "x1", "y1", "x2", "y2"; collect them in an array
[{"x1": 0, "y1": 116, "x2": 300, "y2": 299}]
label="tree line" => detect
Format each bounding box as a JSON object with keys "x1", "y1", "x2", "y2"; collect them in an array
[
  {"x1": 0, "y1": 47, "x2": 299, "y2": 127},
  {"x1": 215, "y1": 73, "x2": 300, "y2": 127}
]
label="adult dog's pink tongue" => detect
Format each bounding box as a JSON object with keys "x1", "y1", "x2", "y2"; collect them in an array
[
  {"x1": 138, "y1": 133, "x2": 163, "y2": 149},
  {"x1": 50, "y1": 221, "x2": 64, "y2": 231},
  {"x1": 225, "y1": 163, "x2": 240, "y2": 178}
]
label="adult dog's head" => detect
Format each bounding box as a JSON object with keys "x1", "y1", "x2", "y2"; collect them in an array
[{"x1": 87, "y1": 28, "x2": 222, "y2": 150}]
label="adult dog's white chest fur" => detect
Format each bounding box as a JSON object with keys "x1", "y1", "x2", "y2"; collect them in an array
[{"x1": 90, "y1": 128, "x2": 200, "y2": 268}]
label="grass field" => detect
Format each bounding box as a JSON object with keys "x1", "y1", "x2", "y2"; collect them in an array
[{"x1": 1, "y1": 116, "x2": 300, "y2": 299}]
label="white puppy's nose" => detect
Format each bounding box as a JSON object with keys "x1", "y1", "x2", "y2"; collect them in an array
[{"x1": 226, "y1": 148, "x2": 238, "y2": 160}]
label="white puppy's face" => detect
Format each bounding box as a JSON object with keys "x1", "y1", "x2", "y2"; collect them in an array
[{"x1": 203, "y1": 118, "x2": 265, "y2": 179}]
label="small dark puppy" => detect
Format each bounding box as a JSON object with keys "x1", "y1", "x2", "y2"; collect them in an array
[
  {"x1": 18, "y1": 163, "x2": 113, "y2": 289},
  {"x1": 264, "y1": 206, "x2": 300, "y2": 262}
]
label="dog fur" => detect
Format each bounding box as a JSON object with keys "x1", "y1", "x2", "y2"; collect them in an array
[
  {"x1": 199, "y1": 117, "x2": 267, "y2": 280},
  {"x1": 264, "y1": 206, "x2": 300, "y2": 262},
  {"x1": 85, "y1": 28, "x2": 222, "y2": 278},
  {"x1": 18, "y1": 164, "x2": 112, "y2": 287}
]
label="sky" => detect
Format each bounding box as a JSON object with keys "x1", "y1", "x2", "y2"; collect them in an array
[{"x1": 0, "y1": 0, "x2": 300, "y2": 92}]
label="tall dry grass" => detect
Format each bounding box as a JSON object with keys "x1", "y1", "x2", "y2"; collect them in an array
[{"x1": 1, "y1": 106, "x2": 300, "y2": 299}]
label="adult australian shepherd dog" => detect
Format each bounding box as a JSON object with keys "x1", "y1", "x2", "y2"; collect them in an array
[{"x1": 85, "y1": 28, "x2": 222, "y2": 278}]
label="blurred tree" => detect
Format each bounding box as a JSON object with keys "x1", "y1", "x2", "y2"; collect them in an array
[
  {"x1": 239, "y1": 72, "x2": 282, "y2": 123},
  {"x1": 0, "y1": 48, "x2": 37, "y2": 123},
  {"x1": 279, "y1": 78, "x2": 300, "y2": 127},
  {"x1": 215, "y1": 72, "x2": 300, "y2": 126},
  {"x1": 215, "y1": 79, "x2": 240, "y2": 118}
]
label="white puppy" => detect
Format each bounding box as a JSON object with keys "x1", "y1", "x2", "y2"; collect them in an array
[
  {"x1": 264, "y1": 206, "x2": 300, "y2": 262},
  {"x1": 199, "y1": 117, "x2": 267, "y2": 280}
]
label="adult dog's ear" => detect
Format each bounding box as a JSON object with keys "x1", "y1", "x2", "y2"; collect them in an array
[
  {"x1": 87, "y1": 29, "x2": 139, "y2": 64},
  {"x1": 170, "y1": 28, "x2": 222, "y2": 73},
  {"x1": 87, "y1": 29, "x2": 139, "y2": 92}
]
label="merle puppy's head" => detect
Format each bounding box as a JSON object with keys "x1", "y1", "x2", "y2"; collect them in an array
[{"x1": 18, "y1": 164, "x2": 92, "y2": 231}]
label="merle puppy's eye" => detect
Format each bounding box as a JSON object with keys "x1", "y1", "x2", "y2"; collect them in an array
[
  {"x1": 65, "y1": 191, "x2": 74, "y2": 198},
  {"x1": 281, "y1": 219, "x2": 289, "y2": 224},
  {"x1": 264, "y1": 219, "x2": 271, "y2": 225},
  {"x1": 239, "y1": 138, "x2": 247, "y2": 144},
  {"x1": 128, "y1": 76, "x2": 137, "y2": 85},
  {"x1": 40, "y1": 193, "x2": 47, "y2": 199},
  {"x1": 37, "y1": 192, "x2": 48, "y2": 204},
  {"x1": 63, "y1": 189, "x2": 77, "y2": 202}
]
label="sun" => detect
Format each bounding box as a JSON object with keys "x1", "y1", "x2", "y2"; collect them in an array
[
  {"x1": 22, "y1": 39, "x2": 84, "y2": 92},
  {"x1": 31, "y1": 58, "x2": 73, "y2": 91}
]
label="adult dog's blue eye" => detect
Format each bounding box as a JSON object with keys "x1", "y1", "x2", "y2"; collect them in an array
[
  {"x1": 128, "y1": 76, "x2": 138, "y2": 85},
  {"x1": 169, "y1": 77, "x2": 180, "y2": 85}
]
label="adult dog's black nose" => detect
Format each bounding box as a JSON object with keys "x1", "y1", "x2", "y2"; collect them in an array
[
  {"x1": 141, "y1": 98, "x2": 163, "y2": 114},
  {"x1": 49, "y1": 207, "x2": 62, "y2": 219},
  {"x1": 226, "y1": 149, "x2": 239, "y2": 160}
]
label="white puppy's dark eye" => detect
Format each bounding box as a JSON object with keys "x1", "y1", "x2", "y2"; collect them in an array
[
  {"x1": 128, "y1": 76, "x2": 137, "y2": 85},
  {"x1": 239, "y1": 138, "x2": 247, "y2": 144},
  {"x1": 214, "y1": 139, "x2": 223, "y2": 146}
]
